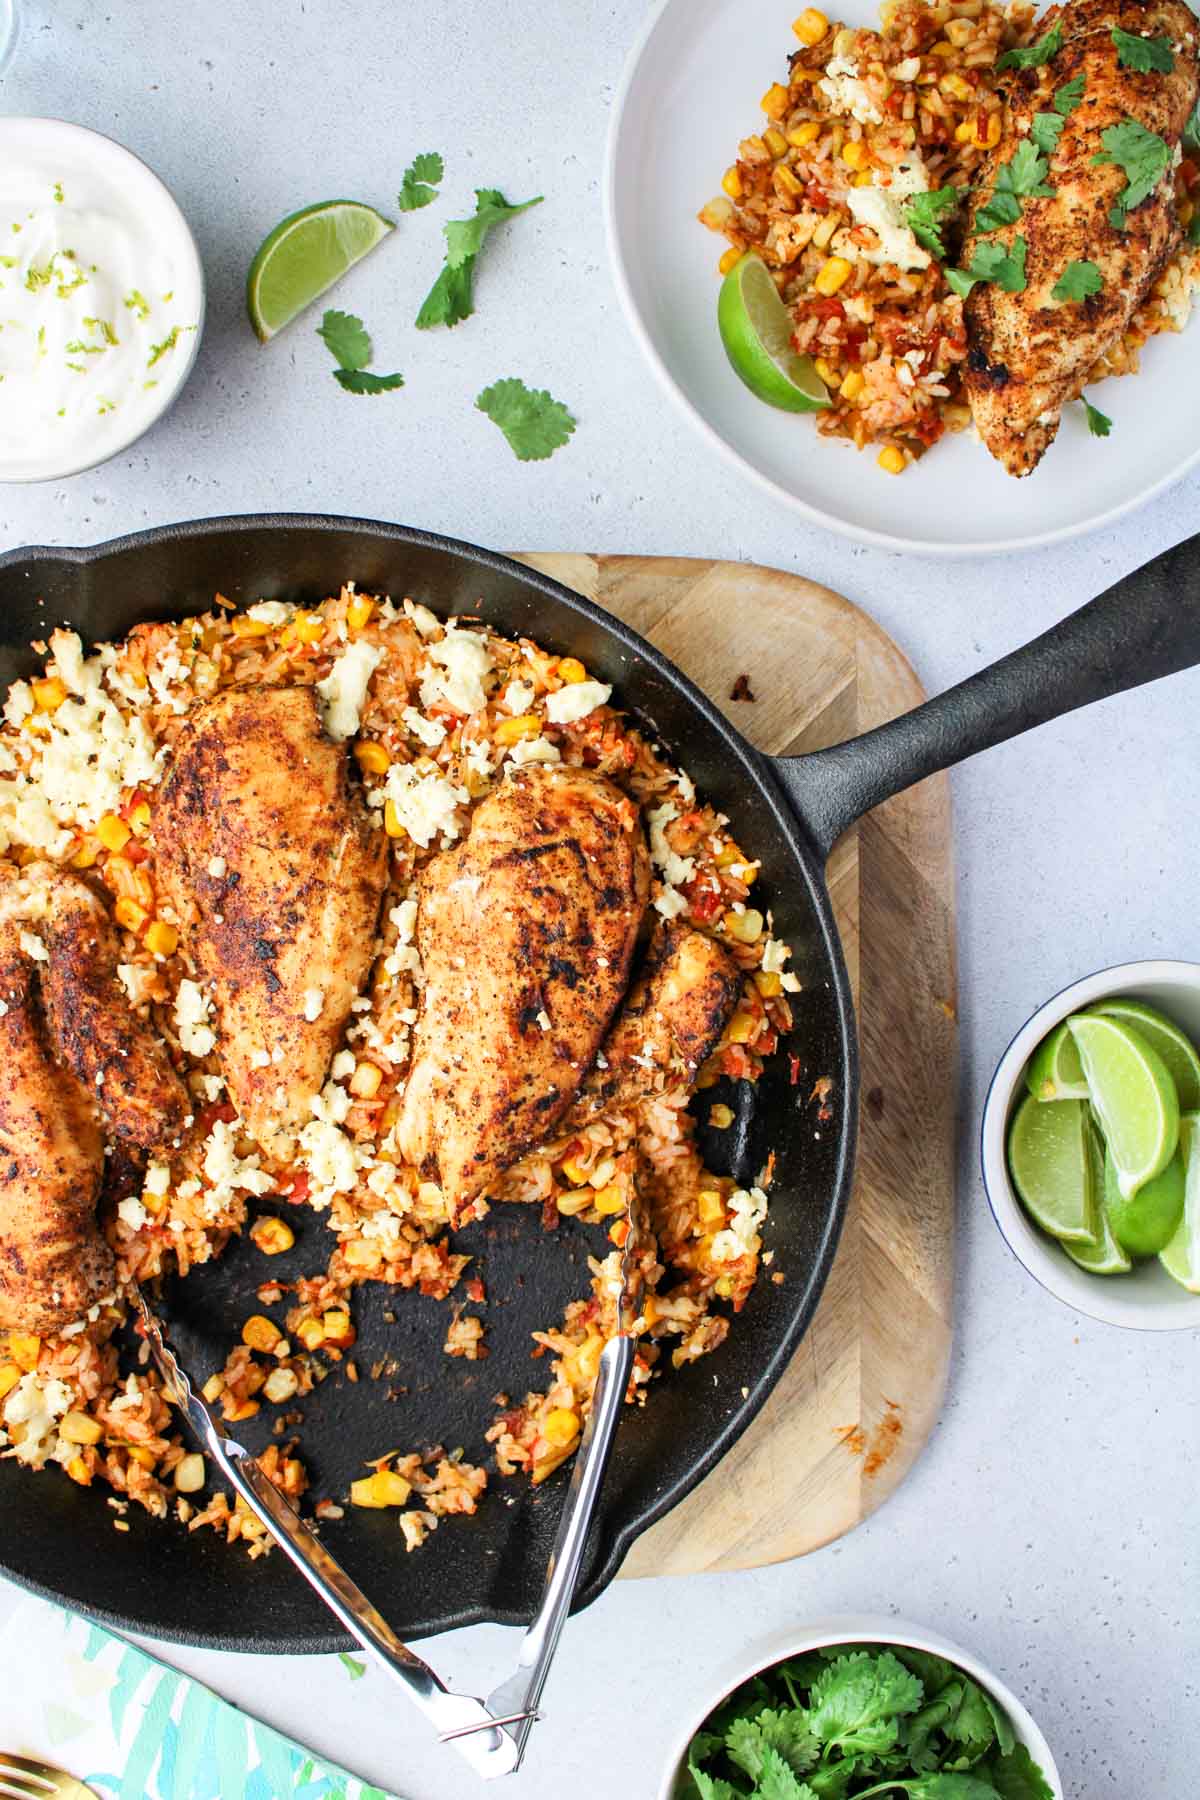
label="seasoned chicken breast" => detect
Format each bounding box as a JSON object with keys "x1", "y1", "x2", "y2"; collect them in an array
[
  {"x1": 963, "y1": 0, "x2": 1199, "y2": 474},
  {"x1": 398, "y1": 764, "x2": 651, "y2": 1217},
  {"x1": 0, "y1": 919, "x2": 113, "y2": 1334},
  {"x1": 563, "y1": 926, "x2": 740, "y2": 1130},
  {"x1": 154, "y1": 686, "x2": 388, "y2": 1154}
]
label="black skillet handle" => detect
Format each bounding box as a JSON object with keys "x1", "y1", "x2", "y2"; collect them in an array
[{"x1": 772, "y1": 531, "x2": 1200, "y2": 861}]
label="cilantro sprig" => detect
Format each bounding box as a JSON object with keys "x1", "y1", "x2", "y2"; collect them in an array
[
  {"x1": 1052, "y1": 258, "x2": 1103, "y2": 302},
  {"x1": 416, "y1": 187, "x2": 542, "y2": 329},
  {"x1": 685, "y1": 1645, "x2": 1054, "y2": 1800},
  {"x1": 316, "y1": 308, "x2": 404, "y2": 394},
  {"x1": 1083, "y1": 396, "x2": 1113, "y2": 436},
  {"x1": 475, "y1": 377, "x2": 576, "y2": 460},
  {"x1": 996, "y1": 20, "x2": 1062, "y2": 71},
  {"x1": 947, "y1": 233, "x2": 1028, "y2": 298},
  {"x1": 904, "y1": 187, "x2": 961, "y2": 259},
  {"x1": 975, "y1": 141, "x2": 1055, "y2": 234},
  {"x1": 1093, "y1": 116, "x2": 1173, "y2": 227},
  {"x1": 397, "y1": 151, "x2": 444, "y2": 212},
  {"x1": 1111, "y1": 26, "x2": 1174, "y2": 73}
]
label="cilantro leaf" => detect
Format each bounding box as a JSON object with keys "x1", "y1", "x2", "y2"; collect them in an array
[
  {"x1": 1030, "y1": 111, "x2": 1066, "y2": 156},
  {"x1": 854, "y1": 1778, "x2": 1004, "y2": 1798},
  {"x1": 945, "y1": 265, "x2": 979, "y2": 298},
  {"x1": 975, "y1": 142, "x2": 1054, "y2": 233},
  {"x1": 1093, "y1": 117, "x2": 1172, "y2": 224},
  {"x1": 757, "y1": 1746, "x2": 819, "y2": 1800},
  {"x1": 687, "y1": 1764, "x2": 736, "y2": 1800},
  {"x1": 1186, "y1": 100, "x2": 1200, "y2": 154},
  {"x1": 1054, "y1": 73, "x2": 1085, "y2": 114},
  {"x1": 317, "y1": 309, "x2": 372, "y2": 372},
  {"x1": 980, "y1": 1693, "x2": 1016, "y2": 1759},
  {"x1": 332, "y1": 367, "x2": 405, "y2": 394},
  {"x1": 397, "y1": 150, "x2": 444, "y2": 211},
  {"x1": 983, "y1": 1743, "x2": 1055, "y2": 1800},
  {"x1": 944, "y1": 1679, "x2": 998, "y2": 1756},
  {"x1": 996, "y1": 21, "x2": 1062, "y2": 70},
  {"x1": 1111, "y1": 26, "x2": 1174, "y2": 73},
  {"x1": 1052, "y1": 258, "x2": 1102, "y2": 301},
  {"x1": 415, "y1": 258, "x2": 475, "y2": 329},
  {"x1": 806, "y1": 1652, "x2": 923, "y2": 1759},
  {"x1": 476, "y1": 377, "x2": 576, "y2": 460},
  {"x1": 904, "y1": 186, "x2": 961, "y2": 259},
  {"x1": 1083, "y1": 396, "x2": 1112, "y2": 436},
  {"x1": 957, "y1": 234, "x2": 1028, "y2": 294},
  {"x1": 975, "y1": 190, "x2": 1022, "y2": 232},
  {"x1": 444, "y1": 188, "x2": 542, "y2": 270}
]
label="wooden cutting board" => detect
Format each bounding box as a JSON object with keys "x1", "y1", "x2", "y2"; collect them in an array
[{"x1": 513, "y1": 554, "x2": 957, "y2": 1576}]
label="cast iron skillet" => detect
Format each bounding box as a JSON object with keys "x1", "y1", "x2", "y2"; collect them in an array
[{"x1": 0, "y1": 515, "x2": 1196, "y2": 1656}]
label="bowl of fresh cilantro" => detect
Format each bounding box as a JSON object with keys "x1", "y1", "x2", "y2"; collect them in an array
[{"x1": 658, "y1": 1614, "x2": 1061, "y2": 1800}]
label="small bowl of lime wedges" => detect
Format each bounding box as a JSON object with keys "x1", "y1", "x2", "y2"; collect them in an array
[{"x1": 982, "y1": 961, "x2": 1200, "y2": 1330}]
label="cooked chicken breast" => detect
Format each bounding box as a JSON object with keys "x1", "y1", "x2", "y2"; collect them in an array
[
  {"x1": 563, "y1": 926, "x2": 741, "y2": 1130},
  {"x1": 963, "y1": 0, "x2": 1199, "y2": 474},
  {"x1": 154, "y1": 686, "x2": 388, "y2": 1153},
  {"x1": 398, "y1": 764, "x2": 651, "y2": 1216},
  {"x1": 0, "y1": 919, "x2": 113, "y2": 1334},
  {"x1": 36, "y1": 869, "x2": 189, "y2": 1150}
]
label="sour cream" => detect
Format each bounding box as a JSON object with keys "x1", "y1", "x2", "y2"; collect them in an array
[{"x1": 0, "y1": 118, "x2": 204, "y2": 482}]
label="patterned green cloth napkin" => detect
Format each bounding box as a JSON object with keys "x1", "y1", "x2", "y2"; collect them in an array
[{"x1": 0, "y1": 1600, "x2": 398, "y2": 1800}]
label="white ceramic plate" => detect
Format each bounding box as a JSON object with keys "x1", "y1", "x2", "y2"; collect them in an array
[
  {"x1": 981, "y1": 960, "x2": 1200, "y2": 1331},
  {"x1": 604, "y1": 0, "x2": 1200, "y2": 556}
]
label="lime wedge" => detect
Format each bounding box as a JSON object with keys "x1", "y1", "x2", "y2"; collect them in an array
[
  {"x1": 1025, "y1": 1020, "x2": 1090, "y2": 1101},
  {"x1": 247, "y1": 200, "x2": 394, "y2": 342},
  {"x1": 1160, "y1": 1112, "x2": 1200, "y2": 1291},
  {"x1": 1102, "y1": 1143, "x2": 1184, "y2": 1256},
  {"x1": 717, "y1": 255, "x2": 830, "y2": 413},
  {"x1": 1007, "y1": 1094, "x2": 1096, "y2": 1243},
  {"x1": 1064, "y1": 1123, "x2": 1132, "y2": 1275},
  {"x1": 1067, "y1": 1013, "x2": 1179, "y2": 1199},
  {"x1": 1087, "y1": 998, "x2": 1200, "y2": 1112}
]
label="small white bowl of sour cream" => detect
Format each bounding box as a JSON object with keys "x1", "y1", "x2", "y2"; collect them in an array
[{"x1": 0, "y1": 118, "x2": 205, "y2": 482}]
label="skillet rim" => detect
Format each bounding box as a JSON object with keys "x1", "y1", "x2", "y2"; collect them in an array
[{"x1": 0, "y1": 514, "x2": 858, "y2": 1653}]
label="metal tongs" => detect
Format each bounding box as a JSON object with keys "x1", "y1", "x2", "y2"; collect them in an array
[{"x1": 133, "y1": 1213, "x2": 638, "y2": 1779}]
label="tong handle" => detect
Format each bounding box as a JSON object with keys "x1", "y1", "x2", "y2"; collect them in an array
[{"x1": 486, "y1": 1330, "x2": 636, "y2": 1765}]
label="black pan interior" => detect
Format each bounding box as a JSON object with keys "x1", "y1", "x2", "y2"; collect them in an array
[{"x1": 0, "y1": 517, "x2": 856, "y2": 1652}]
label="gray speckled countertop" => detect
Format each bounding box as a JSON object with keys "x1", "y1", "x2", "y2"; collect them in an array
[{"x1": 0, "y1": 3, "x2": 1197, "y2": 1795}]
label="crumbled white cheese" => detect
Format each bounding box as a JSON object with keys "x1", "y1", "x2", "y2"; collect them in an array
[
  {"x1": 818, "y1": 56, "x2": 882, "y2": 125},
  {"x1": 3, "y1": 681, "x2": 33, "y2": 728},
  {"x1": 892, "y1": 54, "x2": 920, "y2": 80},
  {"x1": 544, "y1": 679, "x2": 612, "y2": 726},
  {"x1": 207, "y1": 855, "x2": 227, "y2": 879},
  {"x1": 846, "y1": 176, "x2": 930, "y2": 272},
  {"x1": 653, "y1": 886, "x2": 689, "y2": 922},
  {"x1": 144, "y1": 1161, "x2": 170, "y2": 1197},
  {"x1": 246, "y1": 600, "x2": 293, "y2": 626},
  {"x1": 463, "y1": 737, "x2": 495, "y2": 781},
  {"x1": 299, "y1": 1082, "x2": 368, "y2": 1207},
  {"x1": 503, "y1": 678, "x2": 536, "y2": 714},
  {"x1": 251, "y1": 1048, "x2": 271, "y2": 1069},
  {"x1": 403, "y1": 599, "x2": 441, "y2": 639},
  {"x1": 316, "y1": 640, "x2": 383, "y2": 742},
  {"x1": 4, "y1": 1373, "x2": 72, "y2": 1467},
  {"x1": 401, "y1": 706, "x2": 447, "y2": 748},
  {"x1": 303, "y1": 988, "x2": 325, "y2": 1023},
  {"x1": 19, "y1": 930, "x2": 47, "y2": 963},
  {"x1": 760, "y1": 938, "x2": 789, "y2": 974},
  {"x1": 331, "y1": 1049, "x2": 357, "y2": 1080},
  {"x1": 710, "y1": 1186, "x2": 770, "y2": 1264},
  {"x1": 202, "y1": 1117, "x2": 274, "y2": 1217},
  {"x1": 647, "y1": 802, "x2": 696, "y2": 888},
  {"x1": 536, "y1": 1009, "x2": 552, "y2": 1031},
  {"x1": 379, "y1": 763, "x2": 468, "y2": 848},
  {"x1": 391, "y1": 898, "x2": 418, "y2": 943},
  {"x1": 419, "y1": 624, "x2": 492, "y2": 716},
  {"x1": 0, "y1": 999, "x2": 8, "y2": 1018},
  {"x1": 506, "y1": 736, "x2": 561, "y2": 767},
  {"x1": 117, "y1": 1196, "x2": 149, "y2": 1232},
  {"x1": 174, "y1": 979, "x2": 216, "y2": 1057}
]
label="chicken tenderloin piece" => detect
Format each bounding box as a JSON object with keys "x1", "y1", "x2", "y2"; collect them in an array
[
  {"x1": 398, "y1": 765, "x2": 651, "y2": 1217},
  {"x1": 963, "y1": 0, "x2": 1199, "y2": 475},
  {"x1": 154, "y1": 686, "x2": 389, "y2": 1154},
  {"x1": 0, "y1": 919, "x2": 113, "y2": 1334},
  {"x1": 563, "y1": 926, "x2": 741, "y2": 1130}
]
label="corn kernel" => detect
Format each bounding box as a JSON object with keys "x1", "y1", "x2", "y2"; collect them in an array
[
  {"x1": 145, "y1": 919, "x2": 179, "y2": 958},
  {"x1": 242, "y1": 1314, "x2": 282, "y2": 1354},
  {"x1": 31, "y1": 676, "x2": 67, "y2": 712},
  {"x1": 201, "y1": 1373, "x2": 226, "y2": 1404},
  {"x1": 788, "y1": 120, "x2": 822, "y2": 147},
  {"x1": 97, "y1": 813, "x2": 132, "y2": 853},
  {"x1": 142, "y1": 1187, "x2": 167, "y2": 1216},
  {"x1": 841, "y1": 139, "x2": 869, "y2": 170},
  {"x1": 812, "y1": 214, "x2": 839, "y2": 249},
  {"x1": 813, "y1": 255, "x2": 853, "y2": 297},
  {"x1": 945, "y1": 17, "x2": 973, "y2": 45},
  {"x1": 296, "y1": 1317, "x2": 326, "y2": 1351},
  {"x1": 714, "y1": 1276, "x2": 735, "y2": 1300},
  {"x1": 543, "y1": 1407, "x2": 580, "y2": 1448},
  {"x1": 250, "y1": 1216, "x2": 294, "y2": 1257},
  {"x1": 224, "y1": 1397, "x2": 261, "y2": 1422},
  {"x1": 721, "y1": 165, "x2": 743, "y2": 200},
  {"x1": 762, "y1": 83, "x2": 791, "y2": 121},
  {"x1": 955, "y1": 119, "x2": 975, "y2": 143},
  {"x1": 71, "y1": 836, "x2": 102, "y2": 869},
  {"x1": 264, "y1": 1366, "x2": 299, "y2": 1405},
  {"x1": 592, "y1": 1184, "x2": 626, "y2": 1217},
  {"x1": 0, "y1": 1363, "x2": 22, "y2": 1400},
  {"x1": 383, "y1": 798, "x2": 406, "y2": 839},
  {"x1": 322, "y1": 1308, "x2": 354, "y2": 1347},
  {"x1": 793, "y1": 7, "x2": 829, "y2": 45},
  {"x1": 554, "y1": 1188, "x2": 593, "y2": 1216},
  {"x1": 728, "y1": 1011, "x2": 758, "y2": 1044},
  {"x1": 839, "y1": 369, "x2": 866, "y2": 401},
  {"x1": 351, "y1": 1468, "x2": 412, "y2": 1507},
  {"x1": 127, "y1": 1444, "x2": 158, "y2": 1470},
  {"x1": 724, "y1": 906, "x2": 764, "y2": 943},
  {"x1": 813, "y1": 356, "x2": 839, "y2": 388},
  {"x1": 764, "y1": 129, "x2": 790, "y2": 165},
  {"x1": 8, "y1": 1335, "x2": 41, "y2": 1372},
  {"x1": 559, "y1": 1155, "x2": 588, "y2": 1187},
  {"x1": 698, "y1": 1189, "x2": 726, "y2": 1227},
  {"x1": 495, "y1": 713, "x2": 542, "y2": 746},
  {"x1": 59, "y1": 1410, "x2": 103, "y2": 1445},
  {"x1": 294, "y1": 611, "x2": 325, "y2": 644},
  {"x1": 175, "y1": 1452, "x2": 206, "y2": 1493},
  {"x1": 641, "y1": 1297, "x2": 660, "y2": 1328},
  {"x1": 128, "y1": 799, "x2": 152, "y2": 835},
  {"x1": 718, "y1": 246, "x2": 742, "y2": 275},
  {"x1": 755, "y1": 969, "x2": 784, "y2": 997},
  {"x1": 929, "y1": 38, "x2": 955, "y2": 56},
  {"x1": 66, "y1": 1455, "x2": 92, "y2": 1486},
  {"x1": 353, "y1": 739, "x2": 390, "y2": 776},
  {"x1": 940, "y1": 71, "x2": 973, "y2": 101},
  {"x1": 556, "y1": 657, "x2": 588, "y2": 684},
  {"x1": 878, "y1": 445, "x2": 907, "y2": 475},
  {"x1": 349, "y1": 1060, "x2": 383, "y2": 1099},
  {"x1": 853, "y1": 169, "x2": 875, "y2": 186},
  {"x1": 709, "y1": 1103, "x2": 735, "y2": 1129},
  {"x1": 976, "y1": 111, "x2": 1001, "y2": 149},
  {"x1": 774, "y1": 162, "x2": 803, "y2": 197},
  {"x1": 114, "y1": 897, "x2": 149, "y2": 934},
  {"x1": 346, "y1": 594, "x2": 375, "y2": 632},
  {"x1": 231, "y1": 613, "x2": 273, "y2": 637}
]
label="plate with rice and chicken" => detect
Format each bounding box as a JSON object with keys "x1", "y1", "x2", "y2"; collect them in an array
[{"x1": 606, "y1": 0, "x2": 1200, "y2": 552}]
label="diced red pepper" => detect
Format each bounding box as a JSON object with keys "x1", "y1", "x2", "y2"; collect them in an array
[
  {"x1": 278, "y1": 1171, "x2": 311, "y2": 1205},
  {"x1": 196, "y1": 1101, "x2": 237, "y2": 1135},
  {"x1": 788, "y1": 1053, "x2": 802, "y2": 1087}
]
